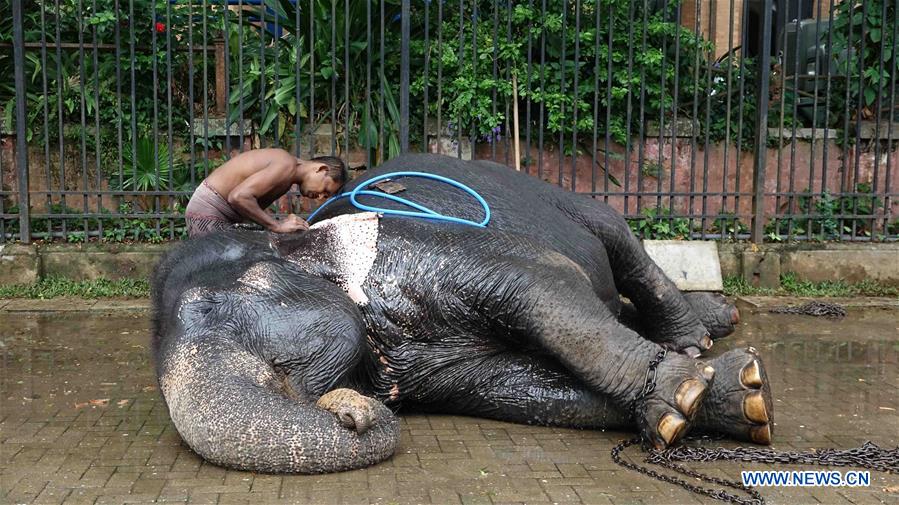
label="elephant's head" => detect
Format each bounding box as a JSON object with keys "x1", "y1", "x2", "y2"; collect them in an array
[{"x1": 152, "y1": 231, "x2": 400, "y2": 474}]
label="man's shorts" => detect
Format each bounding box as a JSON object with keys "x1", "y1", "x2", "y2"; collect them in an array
[{"x1": 184, "y1": 180, "x2": 242, "y2": 238}]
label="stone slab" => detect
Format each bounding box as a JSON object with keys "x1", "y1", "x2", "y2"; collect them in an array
[
  {"x1": 781, "y1": 249, "x2": 899, "y2": 286},
  {"x1": 0, "y1": 243, "x2": 40, "y2": 285},
  {"x1": 716, "y1": 244, "x2": 741, "y2": 279},
  {"x1": 40, "y1": 246, "x2": 165, "y2": 281},
  {"x1": 1, "y1": 298, "x2": 97, "y2": 312},
  {"x1": 741, "y1": 251, "x2": 782, "y2": 289},
  {"x1": 643, "y1": 240, "x2": 723, "y2": 291},
  {"x1": 428, "y1": 136, "x2": 472, "y2": 160},
  {"x1": 90, "y1": 299, "x2": 152, "y2": 312}
]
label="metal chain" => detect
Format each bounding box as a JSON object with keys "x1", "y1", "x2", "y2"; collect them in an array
[
  {"x1": 632, "y1": 348, "x2": 668, "y2": 445},
  {"x1": 613, "y1": 437, "x2": 898, "y2": 505},
  {"x1": 614, "y1": 348, "x2": 898, "y2": 504},
  {"x1": 612, "y1": 436, "x2": 765, "y2": 505},
  {"x1": 769, "y1": 301, "x2": 847, "y2": 319}
]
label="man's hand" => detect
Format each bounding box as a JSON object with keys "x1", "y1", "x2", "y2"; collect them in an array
[{"x1": 272, "y1": 214, "x2": 310, "y2": 233}]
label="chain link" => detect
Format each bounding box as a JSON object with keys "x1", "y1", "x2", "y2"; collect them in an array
[
  {"x1": 769, "y1": 301, "x2": 847, "y2": 319},
  {"x1": 632, "y1": 348, "x2": 667, "y2": 447}
]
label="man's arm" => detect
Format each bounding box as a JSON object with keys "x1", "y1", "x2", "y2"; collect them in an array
[{"x1": 227, "y1": 167, "x2": 308, "y2": 233}]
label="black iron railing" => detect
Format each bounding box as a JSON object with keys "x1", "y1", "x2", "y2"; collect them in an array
[{"x1": 2, "y1": 0, "x2": 897, "y2": 243}]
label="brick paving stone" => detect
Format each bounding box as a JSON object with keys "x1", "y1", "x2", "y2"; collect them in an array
[
  {"x1": 458, "y1": 491, "x2": 493, "y2": 505},
  {"x1": 60, "y1": 489, "x2": 103, "y2": 505},
  {"x1": 155, "y1": 493, "x2": 189, "y2": 503},
  {"x1": 185, "y1": 492, "x2": 220, "y2": 504},
  {"x1": 3, "y1": 311, "x2": 899, "y2": 505}
]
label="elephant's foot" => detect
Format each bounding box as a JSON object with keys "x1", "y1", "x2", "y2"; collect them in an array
[
  {"x1": 667, "y1": 326, "x2": 714, "y2": 359},
  {"x1": 695, "y1": 348, "x2": 773, "y2": 444},
  {"x1": 316, "y1": 388, "x2": 383, "y2": 435},
  {"x1": 683, "y1": 292, "x2": 740, "y2": 340},
  {"x1": 638, "y1": 352, "x2": 716, "y2": 449}
]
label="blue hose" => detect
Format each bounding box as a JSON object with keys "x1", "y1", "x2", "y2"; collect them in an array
[{"x1": 306, "y1": 171, "x2": 491, "y2": 228}]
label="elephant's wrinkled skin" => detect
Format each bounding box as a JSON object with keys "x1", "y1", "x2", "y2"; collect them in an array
[{"x1": 152, "y1": 154, "x2": 773, "y2": 474}]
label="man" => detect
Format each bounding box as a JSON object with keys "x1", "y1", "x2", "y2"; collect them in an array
[{"x1": 185, "y1": 148, "x2": 347, "y2": 238}]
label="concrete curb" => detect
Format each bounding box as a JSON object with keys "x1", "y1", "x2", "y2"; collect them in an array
[
  {"x1": 2, "y1": 241, "x2": 899, "y2": 288},
  {"x1": 0, "y1": 298, "x2": 151, "y2": 313},
  {"x1": 2, "y1": 296, "x2": 897, "y2": 314}
]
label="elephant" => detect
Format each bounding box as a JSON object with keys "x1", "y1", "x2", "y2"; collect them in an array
[{"x1": 151, "y1": 153, "x2": 773, "y2": 474}]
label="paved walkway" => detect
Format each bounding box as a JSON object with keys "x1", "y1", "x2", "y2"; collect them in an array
[{"x1": 1, "y1": 302, "x2": 897, "y2": 504}]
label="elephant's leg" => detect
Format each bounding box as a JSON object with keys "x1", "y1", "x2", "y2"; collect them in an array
[
  {"x1": 465, "y1": 254, "x2": 714, "y2": 448},
  {"x1": 619, "y1": 292, "x2": 740, "y2": 340},
  {"x1": 559, "y1": 198, "x2": 712, "y2": 356},
  {"x1": 682, "y1": 292, "x2": 740, "y2": 339},
  {"x1": 408, "y1": 351, "x2": 632, "y2": 430},
  {"x1": 410, "y1": 349, "x2": 772, "y2": 445}
]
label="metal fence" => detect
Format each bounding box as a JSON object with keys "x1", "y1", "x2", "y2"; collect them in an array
[{"x1": 2, "y1": 0, "x2": 898, "y2": 244}]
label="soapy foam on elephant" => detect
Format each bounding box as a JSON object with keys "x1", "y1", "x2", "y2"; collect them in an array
[{"x1": 293, "y1": 212, "x2": 380, "y2": 305}]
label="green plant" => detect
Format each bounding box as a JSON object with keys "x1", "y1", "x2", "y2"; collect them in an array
[
  {"x1": 722, "y1": 273, "x2": 899, "y2": 297},
  {"x1": 1, "y1": 0, "x2": 220, "y2": 145},
  {"x1": 120, "y1": 139, "x2": 184, "y2": 192},
  {"x1": 764, "y1": 184, "x2": 882, "y2": 241},
  {"x1": 709, "y1": 212, "x2": 748, "y2": 237},
  {"x1": 0, "y1": 276, "x2": 150, "y2": 299},
  {"x1": 3, "y1": 202, "x2": 186, "y2": 242},
  {"x1": 225, "y1": 0, "x2": 403, "y2": 160},
  {"x1": 627, "y1": 206, "x2": 692, "y2": 239},
  {"x1": 105, "y1": 138, "x2": 195, "y2": 212},
  {"x1": 411, "y1": 0, "x2": 758, "y2": 153},
  {"x1": 830, "y1": 0, "x2": 898, "y2": 120},
  {"x1": 66, "y1": 231, "x2": 86, "y2": 243},
  {"x1": 799, "y1": 184, "x2": 880, "y2": 240}
]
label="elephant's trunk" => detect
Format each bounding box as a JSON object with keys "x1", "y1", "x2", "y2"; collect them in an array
[{"x1": 158, "y1": 335, "x2": 400, "y2": 474}]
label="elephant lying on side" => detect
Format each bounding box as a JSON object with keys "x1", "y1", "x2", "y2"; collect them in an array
[{"x1": 151, "y1": 154, "x2": 773, "y2": 474}]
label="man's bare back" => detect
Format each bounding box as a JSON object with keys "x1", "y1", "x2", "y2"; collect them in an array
[
  {"x1": 205, "y1": 149, "x2": 299, "y2": 211},
  {"x1": 184, "y1": 148, "x2": 347, "y2": 238}
]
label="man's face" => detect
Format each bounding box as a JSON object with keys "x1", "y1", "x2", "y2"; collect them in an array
[{"x1": 301, "y1": 170, "x2": 341, "y2": 200}]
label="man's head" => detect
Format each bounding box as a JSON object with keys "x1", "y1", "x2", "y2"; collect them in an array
[{"x1": 298, "y1": 156, "x2": 348, "y2": 199}]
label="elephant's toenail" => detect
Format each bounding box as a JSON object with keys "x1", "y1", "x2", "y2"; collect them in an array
[
  {"x1": 701, "y1": 365, "x2": 715, "y2": 381},
  {"x1": 741, "y1": 360, "x2": 763, "y2": 388},
  {"x1": 744, "y1": 391, "x2": 769, "y2": 423},
  {"x1": 750, "y1": 424, "x2": 772, "y2": 445},
  {"x1": 675, "y1": 379, "x2": 706, "y2": 417},
  {"x1": 684, "y1": 346, "x2": 701, "y2": 358},
  {"x1": 701, "y1": 334, "x2": 713, "y2": 350},
  {"x1": 657, "y1": 412, "x2": 687, "y2": 446}
]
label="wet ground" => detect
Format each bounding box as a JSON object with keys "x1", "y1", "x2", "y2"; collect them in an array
[{"x1": 1, "y1": 304, "x2": 898, "y2": 505}]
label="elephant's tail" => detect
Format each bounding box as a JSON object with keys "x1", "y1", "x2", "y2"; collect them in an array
[{"x1": 157, "y1": 334, "x2": 400, "y2": 474}]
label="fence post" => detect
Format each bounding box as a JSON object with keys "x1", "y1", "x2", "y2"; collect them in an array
[
  {"x1": 12, "y1": 0, "x2": 30, "y2": 244},
  {"x1": 399, "y1": 0, "x2": 410, "y2": 152},
  {"x1": 750, "y1": 0, "x2": 774, "y2": 244},
  {"x1": 215, "y1": 38, "x2": 227, "y2": 115}
]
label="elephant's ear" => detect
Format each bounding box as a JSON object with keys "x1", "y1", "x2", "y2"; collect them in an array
[{"x1": 268, "y1": 231, "x2": 309, "y2": 257}]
